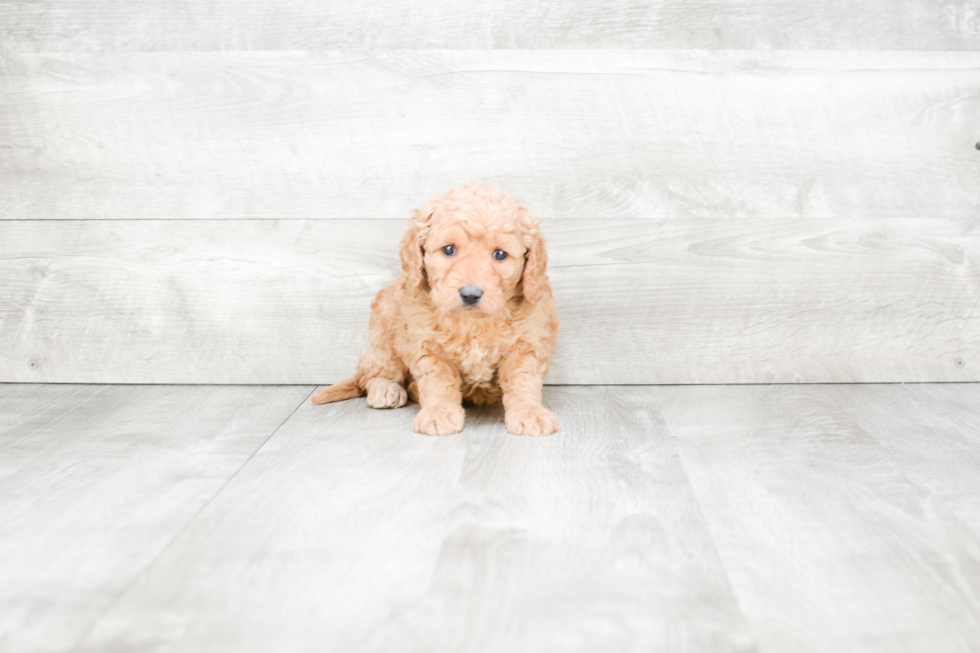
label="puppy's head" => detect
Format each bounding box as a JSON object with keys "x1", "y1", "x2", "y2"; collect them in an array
[{"x1": 399, "y1": 183, "x2": 549, "y2": 316}]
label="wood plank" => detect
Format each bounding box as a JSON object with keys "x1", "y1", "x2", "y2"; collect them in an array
[
  {"x1": 659, "y1": 384, "x2": 980, "y2": 653},
  {"x1": 0, "y1": 383, "x2": 311, "y2": 653},
  {"x1": 2, "y1": 0, "x2": 979, "y2": 51},
  {"x1": 2, "y1": 50, "x2": 978, "y2": 222},
  {"x1": 73, "y1": 388, "x2": 473, "y2": 653},
  {"x1": 829, "y1": 384, "x2": 980, "y2": 537},
  {"x1": 74, "y1": 387, "x2": 755, "y2": 653},
  {"x1": 2, "y1": 217, "x2": 976, "y2": 384}
]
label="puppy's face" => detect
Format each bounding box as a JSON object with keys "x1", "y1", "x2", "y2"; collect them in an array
[
  {"x1": 400, "y1": 184, "x2": 549, "y2": 315},
  {"x1": 422, "y1": 221, "x2": 526, "y2": 317}
]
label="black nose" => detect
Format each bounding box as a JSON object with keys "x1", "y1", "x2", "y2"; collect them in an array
[{"x1": 459, "y1": 285, "x2": 483, "y2": 305}]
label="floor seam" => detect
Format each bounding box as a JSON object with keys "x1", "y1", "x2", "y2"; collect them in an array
[
  {"x1": 66, "y1": 385, "x2": 316, "y2": 653},
  {"x1": 660, "y1": 407, "x2": 764, "y2": 653}
]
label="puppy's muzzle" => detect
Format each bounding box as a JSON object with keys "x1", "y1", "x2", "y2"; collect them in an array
[{"x1": 459, "y1": 285, "x2": 483, "y2": 306}]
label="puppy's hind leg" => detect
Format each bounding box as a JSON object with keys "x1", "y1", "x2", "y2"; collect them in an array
[
  {"x1": 356, "y1": 282, "x2": 410, "y2": 410},
  {"x1": 365, "y1": 378, "x2": 408, "y2": 409},
  {"x1": 358, "y1": 342, "x2": 409, "y2": 409}
]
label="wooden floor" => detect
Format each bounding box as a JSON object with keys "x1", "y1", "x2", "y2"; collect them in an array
[{"x1": 2, "y1": 384, "x2": 980, "y2": 652}]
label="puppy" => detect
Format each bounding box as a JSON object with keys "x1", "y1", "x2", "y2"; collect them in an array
[{"x1": 312, "y1": 183, "x2": 560, "y2": 436}]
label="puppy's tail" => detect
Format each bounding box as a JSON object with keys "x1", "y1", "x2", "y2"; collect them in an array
[{"x1": 311, "y1": 376, "x2": 363, "y2": 404}]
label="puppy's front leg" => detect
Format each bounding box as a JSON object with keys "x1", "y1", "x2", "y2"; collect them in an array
[
  {"x1": 500, "y1": 353, "x2": 559, "y2": 436},
  {"x1": 411, "y1": 354, "x2": 465, "y2": 436}
]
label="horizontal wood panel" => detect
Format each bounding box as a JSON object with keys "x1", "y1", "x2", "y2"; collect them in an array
[
  {"x1": 2, "y1": 51, "x2": 978, "y2": 222},
  {"x1": 2, "y1": 1, "x2": 979, "y2": 51},
  {"x1": 1, "y1": 218, "x2": 976, "y2": 384}
]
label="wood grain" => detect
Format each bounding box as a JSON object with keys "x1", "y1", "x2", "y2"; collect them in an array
[
  {"x1": 0, "y1": 383, "x2": 311, "y2": 653},
  {"x1": 74, "y1": 390, "x2": 473, "y2": 653},
  {"x1": 659, "y1": 384, "x2": 980, "y2": 653},
  {"x1": 73, "y1": 387, "x2": 755, "y2": 653},
  {"x1": 2, "y1": 217, "x2": 976, "y2": 385},
  {"x1": 2, "y1": 51, "x2": 978, "y2": 222},
  {"x1": 4, "y1": 384, "x2": 980, "y2": 651},
  {"x1": 829, "y1": 384, "x2": 980, "y2": 538},
  {"x1": 2, "y1": 0, "x2": 979, "y2": 51}
]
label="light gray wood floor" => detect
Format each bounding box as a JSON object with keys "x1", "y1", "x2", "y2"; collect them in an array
[{"x1": 2, "y1": 383, "x2": 979, "y2": 652}]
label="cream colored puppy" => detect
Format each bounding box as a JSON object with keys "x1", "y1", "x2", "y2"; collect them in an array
[{"x1": 312, "y1": 183, "x2": 559, "y2": 436}]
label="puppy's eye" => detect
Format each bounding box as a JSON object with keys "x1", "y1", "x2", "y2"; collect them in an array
[
  {"x1": 493, "y1": 249, "x2": 508, "y2": 261},
  {"x1": 442, "y1": 245, "x2": 456, "y2": 256}
]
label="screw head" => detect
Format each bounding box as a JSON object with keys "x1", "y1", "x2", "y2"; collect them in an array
[
  {"x1": 28, "y1": 359, "x2": 38, "y2": 370},
  {"x1": 955, "y1": 357, "x2": 966, "y2": 368}
]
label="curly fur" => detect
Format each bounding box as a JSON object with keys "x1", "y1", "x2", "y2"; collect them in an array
[{"x1": 312, "y1": 183, "x2": 560, "y2": 436}]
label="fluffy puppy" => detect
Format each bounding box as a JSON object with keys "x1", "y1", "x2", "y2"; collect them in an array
[{"x1": 312, "y1": 183, "x2": 560, "y2": 436}]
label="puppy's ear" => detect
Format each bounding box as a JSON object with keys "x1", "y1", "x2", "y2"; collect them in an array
[
  {"x1": 521, "y1": 226, "x2": 549, "y2": 305},
  {"x1": 400, "y1": 209, "x2": 431, "y2": 296}
]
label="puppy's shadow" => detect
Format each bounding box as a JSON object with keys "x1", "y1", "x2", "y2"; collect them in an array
[{"x1": 461, "y1": 400, "x2": 504, "y2": 429}]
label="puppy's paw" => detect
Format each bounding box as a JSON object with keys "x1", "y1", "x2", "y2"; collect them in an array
[
  {"x1": 365, "y1": 378, "x2": 408, "y2": 409},
  {"x1": 414, "y1": 403, "x2": 465, "y2": 436},
  {"x1": 505, "y1": 404, "x2": 559, "y2": 437}
]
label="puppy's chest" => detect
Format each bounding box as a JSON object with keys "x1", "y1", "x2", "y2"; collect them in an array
[
  {"x1": 457, "y1": 344, "x2": 500, "y2": 385},
  {"x1": 441, "y1": 331, "x2": 509, "y2": 386}
]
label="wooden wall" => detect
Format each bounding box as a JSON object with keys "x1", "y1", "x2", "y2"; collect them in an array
[{"x1": 1, "y1": 2, "x2": 978, "y2": 384}]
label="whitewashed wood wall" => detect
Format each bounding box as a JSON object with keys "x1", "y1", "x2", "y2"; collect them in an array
[{"x1": 1, "y1": 1, "x2": 978, "y2": 384}]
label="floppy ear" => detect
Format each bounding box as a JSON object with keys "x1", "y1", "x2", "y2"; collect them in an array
[
  {"x1": 521, "y1": 228, "x2": 549, "y2": 305},
  {"x1": 399, "y1": 210, "x2": 431, "y2": 296}
]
